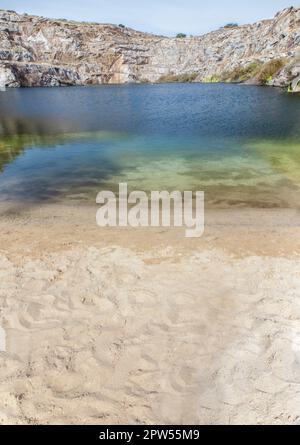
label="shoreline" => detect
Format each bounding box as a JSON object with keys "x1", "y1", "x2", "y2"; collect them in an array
[
  {"x1": 1, "y1": 201, "x2": 300, "y2": 257},
  {"x1": 0, "y1": 80, "x2": 297, "y2": 92}
]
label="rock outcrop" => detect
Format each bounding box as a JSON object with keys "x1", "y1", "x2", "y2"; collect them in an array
[
  {"x1": 270, "y1": 57, "x2": 300, "y2": 91},
  {"x1": 0, "y1": 7, "x2": 299, "y2": 89}
]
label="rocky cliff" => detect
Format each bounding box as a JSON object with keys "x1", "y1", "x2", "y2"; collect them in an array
[{"x1": 0, "y1": 7, "x2": 299, "y2": 90}]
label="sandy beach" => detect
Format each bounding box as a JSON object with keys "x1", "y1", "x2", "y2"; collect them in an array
[{"x1": 1, "y1": 201, "x2": 300, "y2": 425}]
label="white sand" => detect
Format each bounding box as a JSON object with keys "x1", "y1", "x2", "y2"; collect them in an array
[{"x1": 0, "y1": 202, "x2": 300, "y2": 425}]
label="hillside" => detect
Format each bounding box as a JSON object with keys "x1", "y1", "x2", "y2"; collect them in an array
[{"x1": 0, "y1": 7, "x2": 299, "y2": 90}]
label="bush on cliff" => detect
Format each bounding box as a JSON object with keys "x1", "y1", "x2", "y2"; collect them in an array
[
  {"x1": 256, "y1": 59, "x2": 288, "y2": 84},
  {"x1": 158, "y1": 73, "x2": 198, "y2": 83},
  {"x1": 221, "y1": 61, "x2": 262, "y2": 82},
  {"x1": 203, "y1": 75, "x2": 220, "y2": 83},
  {"x1": 176, "y1": 33, "x2": 187, "y2": 38},
  {"x1": 224, "y1": 23, "x2": 239, "y2": 28}
]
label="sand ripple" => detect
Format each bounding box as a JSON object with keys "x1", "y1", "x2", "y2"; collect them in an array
[{"x1": 0, "y1": 246, "x2": 300, "y2": 424}]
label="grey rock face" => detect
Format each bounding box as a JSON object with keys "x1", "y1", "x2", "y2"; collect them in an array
[
  {"x1": 291, "y1": 74, "x2": 300, "y2": 92},
  {"x1": 0, "y1": 64, "x2": 19, "y2": 87},
  {"x1": 0, "y1": 7, "x2": 299, "y2": 88},
  {"x1": 270, "y1": 57, "x2": 300, "y2": 90}
]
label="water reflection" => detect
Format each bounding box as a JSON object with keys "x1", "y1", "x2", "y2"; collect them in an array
[{"x1": 0, "y1": 84, "x2": 299, "y2": 207}]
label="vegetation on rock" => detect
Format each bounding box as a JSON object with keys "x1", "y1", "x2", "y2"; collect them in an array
[
  {"x1": 221, "y1": 61, "x2": 263, "y2": 82},
  {"x1": 202, "y1": 75, "x2": 220, "y2": 83},
  {"x1": 256, "y1": 59, "x2": 288, "y2": 84},
  {"x1": 224, "y1": 23, "x2": 239, "y2": 28},
  {"x1": 158, "y1": 72, "x2": 198, "y2": 83}
]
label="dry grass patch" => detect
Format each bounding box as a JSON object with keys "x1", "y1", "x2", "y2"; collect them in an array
[
  {"x1": 157, "y1": 73, "x2": 198, "y2": 83},
  {"x1": 221, "y1": 61, "x2": 262, "y2": 83},
  {"x1": 256, "y1": 59, "x2": 288, "y2": 84}
]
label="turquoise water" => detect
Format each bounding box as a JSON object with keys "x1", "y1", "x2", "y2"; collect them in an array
[{"x1": 0, "y1": 84, "x2": 299, "y2": 208}]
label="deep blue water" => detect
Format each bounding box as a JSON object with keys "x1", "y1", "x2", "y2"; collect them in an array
[{"x1": 0, "y1": 83, "x2": 299, "y2": 207}]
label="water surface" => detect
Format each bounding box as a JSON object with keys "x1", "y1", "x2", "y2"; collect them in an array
[{"x1": 0, "y1": 84, "x2": 299, "y2": 208}]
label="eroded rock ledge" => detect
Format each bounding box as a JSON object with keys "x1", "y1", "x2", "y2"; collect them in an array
[{"x1": 0, "y1": 7, "x2": 299, "y2": 90}]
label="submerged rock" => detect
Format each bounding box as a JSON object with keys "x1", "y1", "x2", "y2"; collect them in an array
[{"x1": 0, "y1": 7, "x2": 299, "y2": 88}]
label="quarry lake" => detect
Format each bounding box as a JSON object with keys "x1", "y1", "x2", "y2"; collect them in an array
[{"x1": 0, "y1": 83, "x2": 299, "y2": 208}]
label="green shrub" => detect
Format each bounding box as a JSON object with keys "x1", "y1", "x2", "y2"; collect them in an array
[
  {"x1": 119, "y1": 24, "x2": 125, "y2": 28},
  {"x1": 176, "y1": 33, "x2": 187, "y2": 38},
  {"x1": 202, "y1": 75, "x2": 220, "y2": 83},
  {"x1": 224, "y1": 23, "x2": 239, "y2": 28}
]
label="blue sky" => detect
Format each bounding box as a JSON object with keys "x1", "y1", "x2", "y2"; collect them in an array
[{"x1": 1, "y1": 0, "x2": 297, "y2": 35}]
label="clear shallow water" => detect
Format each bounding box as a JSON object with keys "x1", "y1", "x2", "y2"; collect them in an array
[{"x1": 0, "y1": 84, "x2": 299, "y2": 208}]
